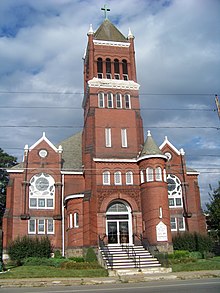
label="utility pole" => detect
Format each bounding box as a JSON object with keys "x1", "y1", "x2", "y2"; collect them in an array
[{"x1": 215, "y1": 94, "x2": 220, "y2": 119}]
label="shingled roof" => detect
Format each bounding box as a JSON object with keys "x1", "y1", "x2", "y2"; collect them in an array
[
  {"x1": 140, "y1": 131, "x2": 164, "y2": 157},
  {"x1": 94, "y1": 19, "x2": 128, "y2": 42},
  {"x1": 58, "y1": 131, "x2": 82, "y2": 171}
]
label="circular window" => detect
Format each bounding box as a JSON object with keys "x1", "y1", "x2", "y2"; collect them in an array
[
  {"x1": 39, "y1": 149, "x2": 48, "y2": 158},
  {"x1": 35, "y1": 177, "x2": 49, "y2": 191},
  {"x1": 167, "y1": 174, "x2": 182, "y2": 197}
]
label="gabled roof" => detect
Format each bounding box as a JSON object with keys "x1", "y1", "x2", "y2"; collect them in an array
[
  {"x1": 10, "y1": 132, "x2": 83, "y2": 172},
  {"x1": 57, "y1": 131, "x2": 82, "y2": 171},
  {"x1": 30, "y1": 132, "x2": 58, "y2": 152},
  {"x1": 94, "y1": 19, "x2": 128, "y2": 42},
  {"x1": 140, "y1": 131, "x2": 164, "y2": 157},
  {"x1": 159, "y1": 136, "x2": 181, "y2": 155}
]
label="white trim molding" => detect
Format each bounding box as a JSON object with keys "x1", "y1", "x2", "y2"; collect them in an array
[
  {"x1": 93, "y1": 158, "x2": 136, "y2": 163},
  {"x1": 93, "y1": 40, "x2": 130, "y2": 47},
  {"x1": 64, "y1": 194, "x2": 84, "y2": 204},
  {"x1": 88, "y1": 77, "x2": 140, "y2": 90},
  {"x1": 137, "y1": 154, "x2": 167, "y2": 163},
  {"x1": 7, "y1": 169, "x2": 24, "y2": 173},
  {"x1": 159, "y1": 136, "x2": 181, "y2": 155},
  {"x1": 61, "y1": 171, "x2": 83, "y2": 175}
]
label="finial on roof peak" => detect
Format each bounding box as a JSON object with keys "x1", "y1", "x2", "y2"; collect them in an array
[
  {"x1": 24, "y1": 144, "x2": 29, "y2": 150},
  {"x1": 128, "y1": 27, "x2": 134, "y2": 38},
  {"x1": 147, "y1": 130, "x2": 151, "y2": 137},
  {"x1": 88, "y1": 24, "x2": 94, "y2": 35},
  {"x1": 43, "y1": 132, "x2": 46, "y2": 138},
  {"x1": 180, "y1": 148, "x2": 185, "y2": 155}
]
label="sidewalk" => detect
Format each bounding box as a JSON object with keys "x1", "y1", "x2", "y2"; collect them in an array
[{"x1": 0, "y1": 270, "x2": 220, "y2": 288}]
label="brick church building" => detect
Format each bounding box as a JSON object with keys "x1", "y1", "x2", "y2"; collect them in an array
[{"x1": 3, "y1": 12, "x2": 206, "y2": 259}]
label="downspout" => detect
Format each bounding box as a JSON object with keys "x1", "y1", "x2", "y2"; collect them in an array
[{"x1": 61, "y1": 174, "x2": 65, "y2": 257}]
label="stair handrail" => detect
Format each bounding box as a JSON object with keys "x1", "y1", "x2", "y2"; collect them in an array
[
  {"x1": 98, "y1": 235, "x2": 113, "y2": 270},
  {"x1": 122, "y1": 244, "x2": 140, "y2": 269}
]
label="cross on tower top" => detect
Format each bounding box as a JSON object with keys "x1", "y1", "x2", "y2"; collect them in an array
[{"x1": 101, "y1": 4, "x2": 110, "y2": 19}]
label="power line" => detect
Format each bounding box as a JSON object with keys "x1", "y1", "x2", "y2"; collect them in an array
[
  {"x1": 0, "y1": 90, "x2": 216, "y2": 96},
  {"x1": 0, "y1": 105, "x2": 215, "y2": 111},
  {"x1": 0, "y1": 146, "x2": 219, "y2": 157},
  {"x1": 0, "y1": 125, "x2": 218, "y2": 129}
]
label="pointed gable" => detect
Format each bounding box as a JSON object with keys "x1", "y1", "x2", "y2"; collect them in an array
[
  {"x1": 29, "y1": 132, "x2": 59, "y2": 153},
  {"x1": 94, "y1": 19, "x2": 128, "y2": 42},
  {"x1": 159, "y1": 136, "x2": 180, "y2": 155}
]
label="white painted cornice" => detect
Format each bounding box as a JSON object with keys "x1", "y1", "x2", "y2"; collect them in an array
[
  {"x1": 93, "y1": 158, "x2": 137, "y2": 163},
  {"x1": 88, "y1": 77, "x2": 140, "y2": 90},
  {"x1": 93, "y1": 40, "x2": 130, "y2": 47}
]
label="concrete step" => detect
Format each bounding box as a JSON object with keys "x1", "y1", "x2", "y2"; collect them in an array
[{"x1": 99, "y1": 244, "x2": 161, "y2": 271}]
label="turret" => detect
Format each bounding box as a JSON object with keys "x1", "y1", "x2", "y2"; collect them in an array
[{"x1": 137, "y1": 131, "x2": 173, "y2": 253}]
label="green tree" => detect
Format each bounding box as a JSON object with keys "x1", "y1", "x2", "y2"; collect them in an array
[
  {"x1": 0, "y1": 148, "x2": 17, "y2": 226},
  {"x1": 206, "y1": 182, "x2": 220, "y2": 239}
]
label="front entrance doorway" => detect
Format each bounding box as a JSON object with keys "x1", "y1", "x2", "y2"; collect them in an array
[{"x1": 106, "y1": 201, "x2": 132, "y2": 245}]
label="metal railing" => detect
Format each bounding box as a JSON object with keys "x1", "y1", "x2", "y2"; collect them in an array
[
  {"x1": 98, "y1": 235, "x2": 113, "y2": 270},
  {"x1": 122, "y1": 244, "x2": 141, "y2": 269}
]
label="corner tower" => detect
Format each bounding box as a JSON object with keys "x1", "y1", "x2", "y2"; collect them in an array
[
  {"x1": 82, "y1": 18, "x2": 143, "y2": 159},
  {"x1": 82, "y1": 12, "x2": 144, "y2": 246},
  {"x1": 137, "y1": 131, "x2": 173, "y2": 253}
]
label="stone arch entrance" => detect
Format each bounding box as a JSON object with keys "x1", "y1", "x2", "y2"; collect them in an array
[{"x1": 106, "y1": 200, "x2": 133, "y2": 245}]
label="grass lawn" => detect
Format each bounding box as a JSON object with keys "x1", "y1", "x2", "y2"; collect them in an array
[
  {"x1": 171, "y1": 256, "x2": 220, "y2": 272},
  {"x1": 0, "y1": 265, "x2": 108, "y2": 279},
  {"x1": 1, "y1": 257, "x2": 220, "y2": 278}
]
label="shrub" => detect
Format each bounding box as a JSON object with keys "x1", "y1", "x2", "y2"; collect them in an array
[
  {"x1": 173, "y1": 233, "x2": 196, "y2": 251},
  {"x1": 189, "y1": 251, "x2": 203, "y2": 259},
  {"x1": 8, "y1": 236, "x2": 52, "y2": 265},
  {"x1": 54, "y1": 250, "x2": 64, "y2": 259},
  {"x1": 85, "y1": 247, "x2": 97, "y2": 262},
  {"x1": 68, "y1": 257, "x2": 85, "y2": 262},
  {"x1": 60, "y1": 261, "x2": 101, "y2": 270},
  {"x1": 23, "y1": 257, "x2": 66, "y2": 267},
  {"x1": 173, "y1": 232, "x2": 213, "y2": 253}
]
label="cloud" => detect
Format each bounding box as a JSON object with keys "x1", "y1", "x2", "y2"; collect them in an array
[{"x1": 0, "y1": 0, "x2": 219, "y2": 206}]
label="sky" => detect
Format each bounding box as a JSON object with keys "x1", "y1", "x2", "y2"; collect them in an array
[{"x1": 0, "y1": 0, "x2": 219, "y2": 207}]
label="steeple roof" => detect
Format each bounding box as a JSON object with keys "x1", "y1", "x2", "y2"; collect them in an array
[
  {"x1": 140, "y1": 131, "x2": 164, "y2": 157},
  {"x1": 94, "y1": 19, "x2": 128, "y2": 42}
]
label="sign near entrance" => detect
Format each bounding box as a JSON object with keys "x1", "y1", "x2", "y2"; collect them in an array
[{"x1": 156, "y1": 221, "x2": 168, "y2": 242}]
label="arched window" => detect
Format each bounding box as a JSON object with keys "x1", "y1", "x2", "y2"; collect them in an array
[
  {"x1": 107, "y1": 201, "x2": 128, "y2": 213},
  {"x1": 105, "y1": 128, "x2": 111, "y2": 147},
  {"x1": 114, "y1": 171, "x2": 122, "y2": 185},
  {"x1": 115, "y1": 93, "x2": 122, "y2": 108},
  {"x1": 103, "y1": 171, "x2": 110, "y2": 185},
  {"x1": 155, "y1": 167, "x2": 162, "y2": 181},
  {"x1": 167, "y1": 174, "x2": 183, "y2": 207},
  {"x1": 69, "y1": 213, "x2": 73, "y2": 228},
  {"x1": 98, "y1": 92, "x2": 105, "y2": 108},
  {"x1": 146, "y1": 167, "x2": 154, "y2": 182},
  {"x1": 97, "y1": 57, "x2": 103, "y2": 78},
  {"x1": 107, "y1": 92, "x2": 113, "y2": 108},
  {"x1": 163, "y1": 169, "x2": 167, "y2": 182},
  {"x1": 122, "y1": 59, "x2": 128, "y2": 80},
  {"x1": 121, "y1": 128, "x2": 128, "y2": 147},
  {"x1": 74, "y1": 212, "x2": 79, "y2": 228},
  {"x1": 106, "y1": 58, "x2": 111, "y2": 79},
  {"x1": 114, "y1": 59, "x2": 120, "y2": 79},
  {"x1": 126, "y1": 171, "x2": 133, "y2": 185},
  {"x1": 140, "y1": 170, "x2": 144, "y2": 183},
  {"x1": 29, "y1": 173, "x2": 55, "y2": 209},
  {"x1": 124, "y1": 94, "x2": 131, "y2": 109}
]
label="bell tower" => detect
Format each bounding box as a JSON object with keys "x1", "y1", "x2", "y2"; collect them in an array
[{"x1": 82, "y1": 7, "x2": 144, "y2": 246}]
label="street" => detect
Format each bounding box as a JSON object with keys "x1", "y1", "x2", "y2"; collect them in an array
[{"x1": 0, "y1": 278, "x2": 220, "y2": 293}]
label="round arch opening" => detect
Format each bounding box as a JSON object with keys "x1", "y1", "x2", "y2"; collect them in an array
[{"x1": 106, "y1": 200, "x2": 133, "y2": 245}]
